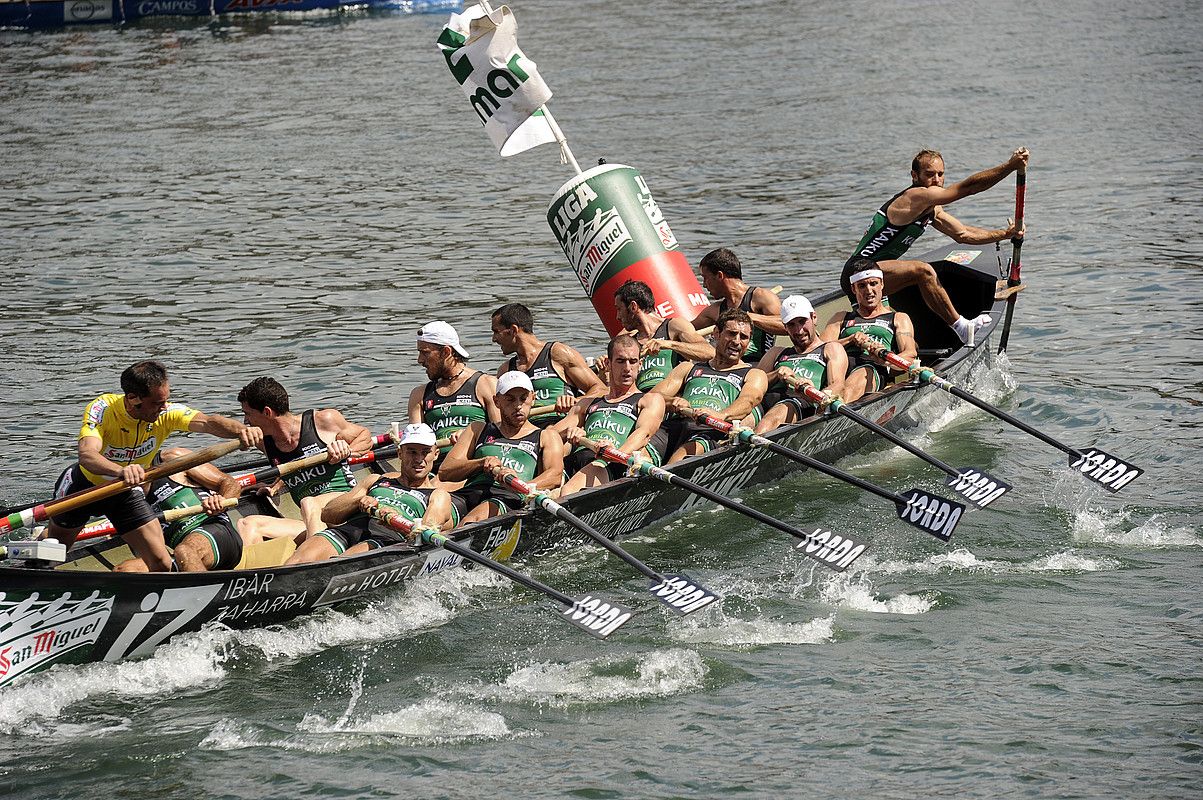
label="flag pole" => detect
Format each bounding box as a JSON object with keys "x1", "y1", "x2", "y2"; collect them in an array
[{"x1": 480, "y1": 0, "x2": 582, "y2": 175}]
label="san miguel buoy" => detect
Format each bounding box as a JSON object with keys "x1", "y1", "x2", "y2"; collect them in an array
[{"x1": 547, "y1": 163, "x2": 710, "y2": 335}]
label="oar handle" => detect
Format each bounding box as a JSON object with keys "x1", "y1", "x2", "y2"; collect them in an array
[
  {"x1": 695, "y1": 285, "x2": 783, "y2": 338},
  {"x1": 530, "y1": 404, "x2": 557, "y2": 417},
  {"x1": 785, "y1": 378, "x2": 837, "y2": 410},
  {"x1": 76, "y1": 496, "x2": 240, "y2": 543}
]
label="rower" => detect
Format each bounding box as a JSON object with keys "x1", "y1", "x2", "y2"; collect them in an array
[
  {"x1": 841, "y1": 147, "x2": 1029, "y2": 343},
  {"x1": 558, "y1": 334, "x2": 667, "y2": 496},
  {"x1": 690, "y1": 248, "x2": 784, "y2": 365},
  {"x1": 754, "y1": 294, "x2": 850, "y2": 433},
  {"x1": 821, "y1": 266, "x2": 918, "y2": 400},
  {"x1": 612, "y1": 279, "x2": 714, "y2": 392},
  {"x1": 652, "y1": 308, "x2": 769, "y2": 464},
  {"x1": 43, "y1": 360, "x2": 261, "y2": 572},
  {"x1": 114, "y1": 447, "x2": 249, "y2": 572},
  {"x1": 492, "y1": 302, "x2": 604, "y2": 428},
  {"x1": 440, "y1": 371, "x2": 565, "y2": 524},
  {"x1": 287, "y1": 423, "x2": 456, "y2": 565},
  {"x1": 237, "y1": 376, "x2": 372, "y2": 540},
  {"x1": 407, "y1": 320, "x2": 499, "y2": 460}
]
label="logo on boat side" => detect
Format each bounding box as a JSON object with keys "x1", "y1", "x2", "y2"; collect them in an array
[
  {"x1": 64, "y1": 0, "x2": 112, "y2": 22},
  {"x1": 0, "y1": 590, "x2": 114, "y2": 686},
  {"x1": 225, "y1": 0, "x2": 305, "y2": 8},
  {"x1": 137, "y1": 0, "x2": 198, "y2": 13},
  {"x1": 315, "y1": 560, "x2": 421, "y2": 607},
  {"x1": 944, "y1": 250, "x2": 982, "y2": 266}
]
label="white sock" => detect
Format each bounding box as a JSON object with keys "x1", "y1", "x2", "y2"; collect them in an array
[
  {"x1": 952, "y1": 316, "x2": 971, "y2": 342},
  {"x1": 971, "y1": 313, "x2": 992, "y2": 332}
]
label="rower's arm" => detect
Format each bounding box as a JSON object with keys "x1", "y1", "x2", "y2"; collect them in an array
[
  {"x1": 552, "y1": 395, "x2": 591, "y2": 440},
  {"x1": 407, "y1": 385, "x2": 424, "y2": 425},
  {"x1": 475, "y1": 374, "x2": 502, "y2": 423},
  {"x1": 720, "y1": 369, "x2": 769, "y2": 422},
  {"x1": 749, "y1": 289, "x2": 787, "y2": 335},
  {"x1": 421, "y1": 488, "x2": 457, "y2": 531},
  {"x1": 554, "y1": 343, "x2": 606, "y2": 398},
  {"x1": 690, "y1": 302, "x2": 720, "y2": 329},
  {"x1": 898, "y1": 149, "x2": 1029, "y2": 216},
  {"x1": 533, "y1": 428, "x2": 566, "y2": 490},
  {"x1": 317, "y1": 408, "x2": 373, "y2": 455},
  {"x1": 437, "y1": 422, "x2": 485, "y2": 482},
  {"x1": 891, "y1": 312, "x2": 919, "y2": 364},
  {"x1": 822, "y1": 342, "x2": 850, "y2": 399},
  {"x1": 185, "y1": 462, "x2": 242, "y2": 500},
  {"x1": 621, "y1": 392, "x2": 665, "y2": 456},
  {"x1": 931, "y1": 207, "x2": 1024, "y2": 244},
  {"x1": 755, "y1": 346, "x2": 785, "y2": 382},
  {"x1": 188, "y1": 412, "x2": 263, "y2": 449},
  {"x1": 820, "y1": 312, "x2": 857, "y2": 348},
  {"x1": 664, "y1": 318, "x2": 715, "y2": 362},
  {"x1": 77, "y1": 435, "x2": 130, "y2": 482},
  {"x1": 651, "y1": 360, "x2": 692, "y2": 400},
  {"x1": 320, "y1": 475, "x2": 379, "y2": 527}
]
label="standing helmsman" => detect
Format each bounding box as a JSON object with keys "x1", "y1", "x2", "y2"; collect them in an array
[
  {"x1": 612, "y1": 279, "x2": 714, "y2": 392},
  {"x1": 407, "y1": 320, "x2": 499, "y2": 459},
  {"x1": 690, "y1": 248, "x2": 784, "y2": 365},
  {"x1": 755, "y1": 295, "x2": 849, "y2": 433},
  {"x1": 841, "y1": 147, "x2": 1029, "y2": 343},
  {"x1": 45, "y1": 360, "x2": 262, "y2": 572}
]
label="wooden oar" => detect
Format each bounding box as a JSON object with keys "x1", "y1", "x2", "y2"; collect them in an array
[
  {"x1": 369, "y1": 506, "x2": 635, "y2": 639},
  {"x1": 497, "y1": 472, "x2": 720, "y2": 615},
  {"x1": 76, "y1": 497, "x2": 241, "y2": 543},
  {"x1": 997, "y1": 165, "x2": 1026, "y2": 353},
  {"x1": 878, "y1": 351, "x2": 1142, "y2": 493},
  {"x1": 788, "y1": 379, "x2": 1012, "y2": 509},
  {"x1": 691, "y1": 413, "x2": 966, "y2": 542},
  {"x1": 580, "y1": 438, "x2": 869, "y2": 570},
  {"x1": 0, "y1": 439, "x2": 243, "y2": 536},
  {"x1": 694, "y1": 285, "x2": 784, "y2": 338}
]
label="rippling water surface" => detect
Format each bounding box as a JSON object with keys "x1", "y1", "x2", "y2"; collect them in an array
[{"x1": 1, "y1": 0, "x2": 1200, "y2": 797}]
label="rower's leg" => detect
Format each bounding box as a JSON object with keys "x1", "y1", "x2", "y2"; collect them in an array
[
  {"x1": 44, "y1": 521, "x2": 84, "y2": 550},
  {"x1": 285, "y1": 534, "x2": 338, "y2": 565},
  {"x1": 755, "y1": 402, "x2": 798, "y2": 434},
  {"x1": 881, "y1": 259, "x2": 959, "y2": 325},
  {"x1": 114, "y1": 557, "x2": 149, "y2": 572},
  {"x1": 461, "y1": 501, "x2": 501, "y2": 525},
  {"x1": 560, "y1": 462, "x2": 608, "y2": 497},
  {"x1": 121, "y1": 519, "x2": 175, "y2": 572},
  {"x1": 237, "y1": 514, "x2": 306, "y2": 545},
  {"x1": 667, "y1": 440, "x2": 708, "y2": 465},
  {"x1": 298, "y1": 493, "x2": 341, "y2": 538},
  {"x1": 841, "y1": 366, "x2": 872, "y2": 403},
  {"x1": 174, "y1": 535, "x2": 216, "y2": 571}
]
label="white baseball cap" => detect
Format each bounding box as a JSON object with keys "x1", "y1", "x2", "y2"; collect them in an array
[
  {"x1": 417, "y1": 320, "x2": 470, "y2": 358},
  {"x1": 496, "y1": 370, "x2": 534, "y2": 395},
  {"x1": 398, "y1": 422, "x2": 437, "y2": 447},
  {"x1": 780, "y1": 295, "x2": 815, "y2": 323}
]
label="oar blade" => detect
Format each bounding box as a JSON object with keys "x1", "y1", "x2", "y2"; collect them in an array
[
  {"x1": 895, "y1": 488, "x2": 966, "y2": 542},
  {"x1": 1069, "y1": 448, "x2": 1142, "y2": 493},
  {"x1": 649, "y1": 573, "x2": 721, "y2": 615},
  {"x1": 945, "y1": 468, "x2": 1012, "y2": 509},
  {"x1": 792, "y1": 527, "x2": 869, "y2": 572},
  {"x1": 561, "y1": 594, "x2": 636, "y2": 639}
]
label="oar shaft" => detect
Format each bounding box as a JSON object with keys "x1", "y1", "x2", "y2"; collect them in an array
[
  {"x1": 998, "y1": 166, "x2": 1026, "y2": 353},
  {"x1": 76, "y1": 497, "x2": 240, "y2": 543}
]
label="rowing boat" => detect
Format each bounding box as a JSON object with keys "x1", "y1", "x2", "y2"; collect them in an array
[{"x1": 0, "y1": 242, "x2": 1005, "y2": 688}]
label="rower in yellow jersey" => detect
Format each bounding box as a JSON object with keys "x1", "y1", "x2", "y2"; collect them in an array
[{"x1": 45, "y1": 360, "x2": 262, "y2": 572}]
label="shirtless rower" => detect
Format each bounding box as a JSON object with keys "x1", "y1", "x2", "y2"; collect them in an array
[
  {"x1": 841, "y1": 147, "x2": 1029, "y2": 343},
  {"x1": 287, "y1": 424, "x2": 455, "y2": 565},
  {"x1": 492, "y1": 302, "x2": 604, "y2": 428},
  {"x1": 237, "y1": 376, "x2": 372, "y2": 540},
  {"x1": 407, "y1": 320, "x2": 499, "y2": 460},
  {"x1": 440, "y1": 371, "x2": 565, "y2": 524},
  {"x1": 755, "y1": 294, "x2": 850, "y2": 433},
  {"x1": 114, "y1": 447, "x2": 250, "y2": 572},
  {"x1": 44, "y1": 360, "x2": 262, "y2": 573},
  {"x1": 558, "y1": 334, "x2": 667, "y2": 496},
  {"x1": 653, "y1": 308, "x2": 769, "y2": 464},
  {"x1": 822, "y1": 265, "x2": 918, "y2": 400},
  {"x1": 612, "y1": 279, "x2": 714, "y2": 392},
  {"x1": 690, "y1": 248, "x2": 784, "y2": 365}
]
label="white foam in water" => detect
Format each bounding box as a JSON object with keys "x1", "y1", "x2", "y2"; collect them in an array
[
  {"x1": 461, "y1": 648, "x2": 708, "y2": 707},
  {"x1": 1072, "y1": 509, "x2": 1202, "y2": 548},
  {"x1": 861, "y1": 547, "x2": 1118, "y2": 576},
  {"x1": 818, "y1": 573, "x2": 935, "y2": 615},
  {"x1": 1023, "y1": 551, "x2": 1120, "y2": 572},
  {"x1": 669, "y1": 612, "x2": 835, "y2": 648}
]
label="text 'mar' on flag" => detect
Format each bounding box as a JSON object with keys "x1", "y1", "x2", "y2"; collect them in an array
[{"x1": 437, "y1": 3, "x2": 557, "y2": 157}]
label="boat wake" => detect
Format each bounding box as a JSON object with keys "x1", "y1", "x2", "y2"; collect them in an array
[
  {"x1": 668, "y1": 611, "x2": 835, "y2": 648},
  {"x1": 455, "y1": 648, "x2": 709, "y2": 708},
  {"x1": 863, "y1": 547, "x2": 1121, "y2": 575}
]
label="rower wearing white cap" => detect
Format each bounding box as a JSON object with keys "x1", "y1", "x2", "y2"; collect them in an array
[
  {"x1": 286, "y1": 423, "x2": 456, "y2": 564},
  {"x1": 821, "y1": 266, "x2": 918, "y2": 399},
  {"x1": 440, "y1": 370, "x2": 565, "y2": 524},
  {"x1": 754, "y1": 294, "x2": 851, "y2": 433},
  {"x1": 407, "y1": 320, "x2": 499, "y2": 460}
]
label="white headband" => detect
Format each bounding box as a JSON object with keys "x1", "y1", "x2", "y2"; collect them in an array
[{"x1": 849, "y1": 268, "x2": 884, "y2": 285}]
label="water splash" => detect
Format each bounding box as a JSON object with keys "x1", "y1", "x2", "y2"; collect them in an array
[
  {"x1": 669, "y1": 612, "x2": 835, "y2": 648},
  {"x1": 864, "y1": 547, "x2": 1119, "y2": 575},
  {"x1": 817, "y1": 573, "x2": 935, "y2": 614},
  {"x1": 1072, "y1": 510, "x2": 1201, "y2": 548}
]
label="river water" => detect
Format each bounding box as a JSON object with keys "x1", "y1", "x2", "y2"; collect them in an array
[{"x1": 1, "y1": 0, "x2": 1201, "y2": 797}]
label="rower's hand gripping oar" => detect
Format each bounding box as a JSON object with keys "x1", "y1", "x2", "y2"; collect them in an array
[
  {"x1": 692, "y1": 413, "x2": 966, "y2": 542},
  {"x1": 582, "y1": 438, "x2": 869, "y2": 570},
  {"x1": 1, "y1": 439, "x2": 244, "y2": 536},
  {"x1": 879, "y1": 351, "x2": 1143, "y2": 493},
  {"x1": 496, "y1": 470, "x2": 720, "y2": 615},
  {"x1": 788, "y1": 379, "x2": 1012, "y2": 509},
  {"x1": 369, "y1": 506, "x2": 635, "y2": 639}
]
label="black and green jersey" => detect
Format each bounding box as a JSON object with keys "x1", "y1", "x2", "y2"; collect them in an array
[
  {"x1": 636, "y1": 319, "x2": 681, "y2": 391},
  {"x1": 772, "y1": 343, "x2": 829, "y2": 394},
  {"x1": 850, "y1": 188, "x2": 936, "y2": 262},
  {"x1": 840, "y1": 310, "x2": 899, "y2": 367},
  {"x1": 681, "y1": 362, "x2": 753, "y2": 413},
  {"x1": 719, "y1": 287, "x2": 774, "y2": 364},
  {"x1": 464, "y1": 422, "x2": 543, "y2": 490},
  {"x1": 422, "y1": 372, "x2": 487, "y2": 454},
  {"x1": 508, "y1": 342, "x2": 577, "y2": 425},
  {"x1": 147, "y1": 476, "x2": 226, "y2": 548},
  {"x1": 576, "y1": 393, "x2": 644, "y2": 451},
  {"x1": 263, "y1": 409, "x2": 357, "y2": 503}
]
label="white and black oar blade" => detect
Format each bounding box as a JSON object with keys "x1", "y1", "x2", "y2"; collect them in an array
[
  {"x1": 1069, "y1": 448, "x2": 1143, "y2": 493},
  {"x1": 561, "y1": 594, "x2": 636, "y2": 639},
  {"x1": 895, "y1": 488, "x2": 966, "y2": 542},
  {"x1": 945, "y1": 468, "x2": 1013, "y2": 509},
  {"x1": 792, "y1": 527, "x2": 869, "y2": 572},
  {"x1": 649, "y1": 573, "x2": 721, "y2": 615}
]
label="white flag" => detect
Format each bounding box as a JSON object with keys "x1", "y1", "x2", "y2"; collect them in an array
[{"x1": 437, "y1": 4, "x2": 557, "y2": 157}]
